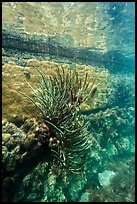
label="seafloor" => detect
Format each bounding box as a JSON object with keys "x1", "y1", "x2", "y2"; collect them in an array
[{"x1": 2, "y1": 23, "x2": 135, "y2": 202}]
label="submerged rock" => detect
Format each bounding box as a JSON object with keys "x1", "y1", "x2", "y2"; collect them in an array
[
  {"x1": 2, "y1": 133, "x2": 11, "y2": 143},
  {"x1": 98, "y1": 170, "x2": 116, "y2": 188},
  {"x1": 80, "y1": 191, "x2": 90, "y2": 202}
]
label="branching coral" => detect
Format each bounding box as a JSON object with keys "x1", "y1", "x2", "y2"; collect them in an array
[{"x1": 19, "y1": 65, "x2": 94, "y2": 176}]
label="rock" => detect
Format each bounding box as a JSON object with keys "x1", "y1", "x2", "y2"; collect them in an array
[
  {"x1": 12, "y1": 131, "x2": 26, "y2": 140},
  {"x1": 11, "y1": 145, "x2": 21, "y2": 154},
  {"x1": 6, "y1": 136, "x2": 19, "y2": 151},
  {"x1": 23, "y1": 118, "x2": 35, "y2": 133},
  {"x1": 24, "y1": 137, "x2": 37, "y2": 151},
  {"x1": 80, "y1": 191, "x2": 90, "y2": 202},
  {"x1": 2, "y1": 119, "x2": 8, "y2": 126},
  {"x1": 2, "y1": 146, "x2": 8, "y2": 155},
  {"x1": 9, "y1": 114, "x2": 26, "y2": 127},
  {"x1": 3, "y1": 122, "x2": 18, "y2": 134},
  {"x1": 2, "y1": 133, "x2": 11, "y2": 143},
  {"x1": 98, "y1": 170, "x2": 116, "y2": 188}
]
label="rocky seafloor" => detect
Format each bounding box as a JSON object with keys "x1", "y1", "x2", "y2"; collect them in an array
[
  {"x1": 2, "y1": 69, "x2": 135, "y2": 202},
  {"x1": 2, "y1": 106, "x2": 135, "y2": 202},
  {"x1": 2, "y1": 25, "x2": 135, "y2": 202}
]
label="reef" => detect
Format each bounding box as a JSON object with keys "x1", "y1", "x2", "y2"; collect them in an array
[
  {"x1": 2, "y1": 59, "x2": 109, "y2": 121},
  {"x1": 86, "y1": 155, "x2": 135, "y2": 202},
  {"x1": 2, "y1": 60, "x2": 135, "y2": 202},
  {"x1": 2, "y1": 2, "x2": 135, "y2": 201},
  {"x1": 2, "y1": 60, "x2": 103, "y2": 201}
]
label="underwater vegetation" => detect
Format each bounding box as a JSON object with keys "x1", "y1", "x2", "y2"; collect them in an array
[{"x1": 19, "y1": 65, "x2": 94, "y2": 177}]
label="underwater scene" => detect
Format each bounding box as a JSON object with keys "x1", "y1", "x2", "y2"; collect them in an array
[{"x1": 2, "y1": 2, "x2": 135, "y2": 202}]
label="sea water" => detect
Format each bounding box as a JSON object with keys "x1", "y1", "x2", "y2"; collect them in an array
[{"x1": 2, "y1": 2, "x2": 135, "y2": 202}]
